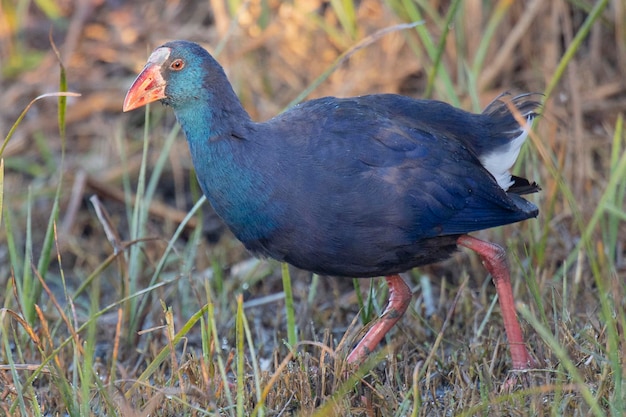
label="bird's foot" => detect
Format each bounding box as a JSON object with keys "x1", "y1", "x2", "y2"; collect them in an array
[
  {"x1": 500, "y1": 348, "x2": 539, "y2": 391},
  {"x1": 346, "y1": 275, "x2": 412, "y2": 364}
]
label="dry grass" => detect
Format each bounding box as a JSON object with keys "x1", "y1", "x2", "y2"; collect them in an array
[{"x1": 1, "y1": 0, "x2": 625, "y2": 416}]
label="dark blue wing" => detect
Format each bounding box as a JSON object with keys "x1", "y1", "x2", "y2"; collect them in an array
[{"x1": 226, "y1": 95, "x2": 538, "y2": 277}]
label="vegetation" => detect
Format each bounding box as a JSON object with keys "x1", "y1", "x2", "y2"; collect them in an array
[{"x1": 0, "y1": 0, "x2": 624, "y2": 415}]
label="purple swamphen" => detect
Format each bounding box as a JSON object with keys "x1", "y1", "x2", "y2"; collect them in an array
[{"x1": 123, "y1": 40, "x2": 539, "y2": 370}]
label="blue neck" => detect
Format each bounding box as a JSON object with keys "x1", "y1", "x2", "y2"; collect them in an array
[{"x1": 175, "y1": 102, "x2": 278, "y2": 243}]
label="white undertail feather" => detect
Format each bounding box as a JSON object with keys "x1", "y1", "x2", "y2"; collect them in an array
[{"x1": 480, "y1": 115, "x2": 534, "y2": 191}]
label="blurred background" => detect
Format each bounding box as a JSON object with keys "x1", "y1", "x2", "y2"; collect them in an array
[{"x1": 1, "y1": 0, "x2": 625, "y2": 415}]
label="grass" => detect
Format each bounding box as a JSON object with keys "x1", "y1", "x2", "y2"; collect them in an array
[{"x1": 1, "y1": 0, "x2": 625, "y2": 415}]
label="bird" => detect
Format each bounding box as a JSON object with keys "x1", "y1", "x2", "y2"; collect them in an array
[{"x1": 123, "y1": 40, "x2": 539, "y2": 370}]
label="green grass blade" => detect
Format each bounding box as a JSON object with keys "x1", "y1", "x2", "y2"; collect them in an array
[
  {"x1": 470, "y1": 0, "x2": 512, "y2": 79},
  {"x1": 281, "y1": 263, "x2": 298, "y2": 351},
  {"x1": 127, "y1": 105, "x2": 152, "y2": 337},
  {"x1": 3, "y1": 208, "x2": 21, "y2": 309},
  {"x1": 423, "y1": 0, "x2": 462, "y2": 98},
  {"x1": 396, "y1": 0, "x2": 458, "y2": 103},
  {"x1": 603, "y1": 272, "x2": 623, "y2": 415},
  {"x1": 145, "y1": 124, "x2": 181, "y2": 207},
  {"x1": 33, "y1": 0, "x2": 61, "y2": 18},
  {"x1": 242, "y1": 301, "x2": 264, "y2": 417},
  {"x1": 79, "y1": 280, "x2": 99, "y2": 416},
  {"x1": 32, "y1": 44, "x2": 70, "y2": 323},
  {"x1": 31, "y1": 194, "x2": 59, "y2": 320},
  {"x1": 21, "y1": 189, "x2": 35, "y2": 323},
  {"x1": 329, "y1": 0, "x2": 357, "y2": 39},
  {"x1": 236, "y1": 294, "x2": 245, "y2": 417},
  {"x1": 543, "y1": 0, "x2": 609, "y2": 101},
  {"x1": 204, "y1": 281, "x2": 236, "y2": 416},
  {"x1": 604, "y1": 114, "x2": 625, "y2": 263},
  {"x1": 1, "y1": 312, "x2": 29, "y2": 416},
  {"x1": 307, "y1": 273, "x2": 320, "y2": 306},
  {"x1": 51, "y1": 39, "x2": 68, "y2": 141},
  {"x1": 352, "y1": 278, "x2": 365, "y2": 324}
]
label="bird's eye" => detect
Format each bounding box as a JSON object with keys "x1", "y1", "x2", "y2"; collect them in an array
[{"x1": 170, "y1": 59, "x2": 185, "y2": 71}]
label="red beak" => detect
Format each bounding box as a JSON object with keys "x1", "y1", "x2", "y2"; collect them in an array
[
  {"x1": 123, "y1": 46, "x2": 172, "y2": 112},
  {"x1": 123, "y1": 63, "x2": 167, "y2": 112}
]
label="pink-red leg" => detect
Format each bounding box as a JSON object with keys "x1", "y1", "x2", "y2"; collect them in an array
[
  {"x1": 346, "y1": 275, "x2": 412, "y2": 364},
  {"x1": 457, "y1": 235, "x2": 534, "y2": 370}
]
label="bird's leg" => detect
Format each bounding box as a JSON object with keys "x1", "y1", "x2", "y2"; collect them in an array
[
  {"x1": 457, "y1": 235, "x2": 534, "y2": 370},
  {"x1": 346, "y1": 275, "x2": 412, "y2": 364}
]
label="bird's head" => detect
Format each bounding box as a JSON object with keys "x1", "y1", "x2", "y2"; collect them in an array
[{"x1": 123, "y1": 40, "x2": 219, "y2": 112}]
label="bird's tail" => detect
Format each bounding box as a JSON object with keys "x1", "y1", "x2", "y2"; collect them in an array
[
  {"x1": 478, "y1": 92, "x2": 542, "y2": 192},
  {"x1": 482, "y1": 92, "x2": 542, "y2": 129}
]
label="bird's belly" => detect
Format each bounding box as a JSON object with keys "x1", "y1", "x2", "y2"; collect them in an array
[{"x1": 242, "y1": 233, "x2": 461, "y2": 278}]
